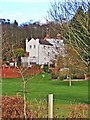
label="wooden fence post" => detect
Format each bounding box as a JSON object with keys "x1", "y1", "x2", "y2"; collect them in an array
[
  {"x1": 69, "y1": 78, "x2": 72, "y2": 86},
  {"x1": 48, "y1": 94, "x2": 53, "y2": 119}
]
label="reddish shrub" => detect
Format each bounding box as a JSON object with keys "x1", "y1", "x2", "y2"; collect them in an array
[{"x1": 2, "y1": 96, "x2": 34, "y2": 119}]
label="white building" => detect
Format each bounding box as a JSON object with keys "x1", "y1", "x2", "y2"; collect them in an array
[{"x1": 21, "y1": 35, "x2": 65, "y2": 67}]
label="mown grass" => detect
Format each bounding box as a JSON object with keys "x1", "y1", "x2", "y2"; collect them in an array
[{"x1": 2, "y1": 72, "x2": 89, "y2": 104}]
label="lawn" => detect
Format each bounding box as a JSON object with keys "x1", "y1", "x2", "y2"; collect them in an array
[{"x1": 2, "y1": 72, "x2": 89, "y2": 104}]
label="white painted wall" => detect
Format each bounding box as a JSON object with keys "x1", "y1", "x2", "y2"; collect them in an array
[
  {"x1": 38, "y1": 45, "x2": 51, "y2": 65},
  {"x1": 23, "y1": 37, "x2": 65, "y2": 66},
  {"x1": 26, "y1": 38, "x2": 37, "y2": 57}
]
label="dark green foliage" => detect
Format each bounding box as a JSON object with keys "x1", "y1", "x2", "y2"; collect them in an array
[
  {"x1": 13, "y1": 20, "x2": 18, "y2": 26},
  {"x1": 43, "y1": 65, "x2": 49, "y2": 72}
]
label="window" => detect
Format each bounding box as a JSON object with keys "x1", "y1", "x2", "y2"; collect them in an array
[
  {"x1": 30, "y1": 45, "x2": 32, "y2": 48},
  {"x1": 48, "y1": 52, "x2": 50, "y2": 56},
  {"x1": 57, "y1": 41, "x2": 59, "y2": 44},
  {"x1": 34, "y1": 45, "x2": 36, "y2": 48},
  {"x1": 55, "y1": 55, "x2": 57, "y2": 59},
  {"x1": 56, "y1": 47, "x2": 58, "y2": 49}
]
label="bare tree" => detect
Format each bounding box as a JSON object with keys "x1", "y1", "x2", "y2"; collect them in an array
[
  {"x1": 48, "y1": 0, "x2": 90, "y2": 67},
  {"x1": 11, "y1": 45, "x2": 34, "y2": 119},
  {"x1": 2, "y1": 24, "x2": 34, "y2": 119}
]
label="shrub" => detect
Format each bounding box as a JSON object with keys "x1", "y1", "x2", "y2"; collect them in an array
[
  {"x1": 68, "y1": 104, "x2": 89, "y2": 118},
  {"x1": 14, "y1": 48, "x2": 25, "y2": 57},
  {"x1": 2, "y1": 96, "x2": 48, "y2": 118},
  {"x1": 59, "y1": 68, "x2": 69, "y2": 80},
  {"x1": 51, "y1": 73, "x2": 58, "y2": 79},
  {"x1": 2, "y1": 96, "x2": 33, "y2": 119},
  {"x1": 43, "y1": 65, "x2": 49, "y2": 72}
]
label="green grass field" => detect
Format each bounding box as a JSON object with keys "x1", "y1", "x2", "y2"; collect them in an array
[
  {"x1": 2, "y1": 72, "x2": 89, "y2": 104},
  {"x1": 2, "y1": 72, "x2": 89, "y2": 118}
]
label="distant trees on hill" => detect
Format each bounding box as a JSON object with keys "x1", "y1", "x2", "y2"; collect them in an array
[
  {"x1": 0, "y1": 19, "x2": 18, "y2": 26},
  {"x1": 2, "y1": 18, "x2": 60, "y2": 63},
  {"x1": 0, "y1": 18, "x2": 10, "y2": 25}
]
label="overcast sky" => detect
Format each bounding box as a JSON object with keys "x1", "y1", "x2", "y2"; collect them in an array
[{"x1": 0, "y1": 0, "x2": 56, "y2": 25}]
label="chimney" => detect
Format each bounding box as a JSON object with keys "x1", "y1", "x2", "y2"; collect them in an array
[
  {"x1": 26, "y1": 38, "x2": 28, "y2": 43},
  {"x1": 26, "y1": 38, "x2": 28, "y2": 52},
  {"x1": 44, "y1": 34, "x2": 50, "y2": 40},
  {"x1": 56, "y1": 34, "x2": 61, "y2": 39}
]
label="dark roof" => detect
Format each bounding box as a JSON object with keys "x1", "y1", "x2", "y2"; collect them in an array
[{"x1": 39, "y1": 39, "x2": 53, "y2": 46}]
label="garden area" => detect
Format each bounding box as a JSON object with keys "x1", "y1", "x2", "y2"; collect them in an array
[
  {"x1": 1, "y1": 0, "x2": 90, "y2": 118},
  {"x1": 2, "y1": 72, "x2": 89, "y2": 118}
]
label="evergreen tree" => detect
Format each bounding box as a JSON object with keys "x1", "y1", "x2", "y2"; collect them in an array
[
  {"x1": 69, "y1": 6, "x2": 90, "y2": 62},
  {"x1": 13, "y1": 20, "x2": 18, "y2": 26}
]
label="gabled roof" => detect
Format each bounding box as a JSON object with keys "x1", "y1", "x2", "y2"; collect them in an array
[{"x1": 39, "y1": 39, "x2": 53, "y2": 46}]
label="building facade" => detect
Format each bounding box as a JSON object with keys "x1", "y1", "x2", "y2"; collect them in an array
[{"x1": 21, "y1": 36, "x2": 65, "y2": 67}]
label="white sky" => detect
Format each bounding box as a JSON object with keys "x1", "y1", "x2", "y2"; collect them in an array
[
  {"x1": 0, "y1": 0, "x2": 53, "y2": 25},
  {"x1": 0, "y1": 0, "x2": 86, "y2": 25},
  {"x1": 0, "y1": 0, "x2": 53, "y2": 3}
]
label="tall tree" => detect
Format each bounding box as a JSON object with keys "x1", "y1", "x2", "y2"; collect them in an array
[{"x1": 48, "y1": 0, "x2": 90, "y2": 66}]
